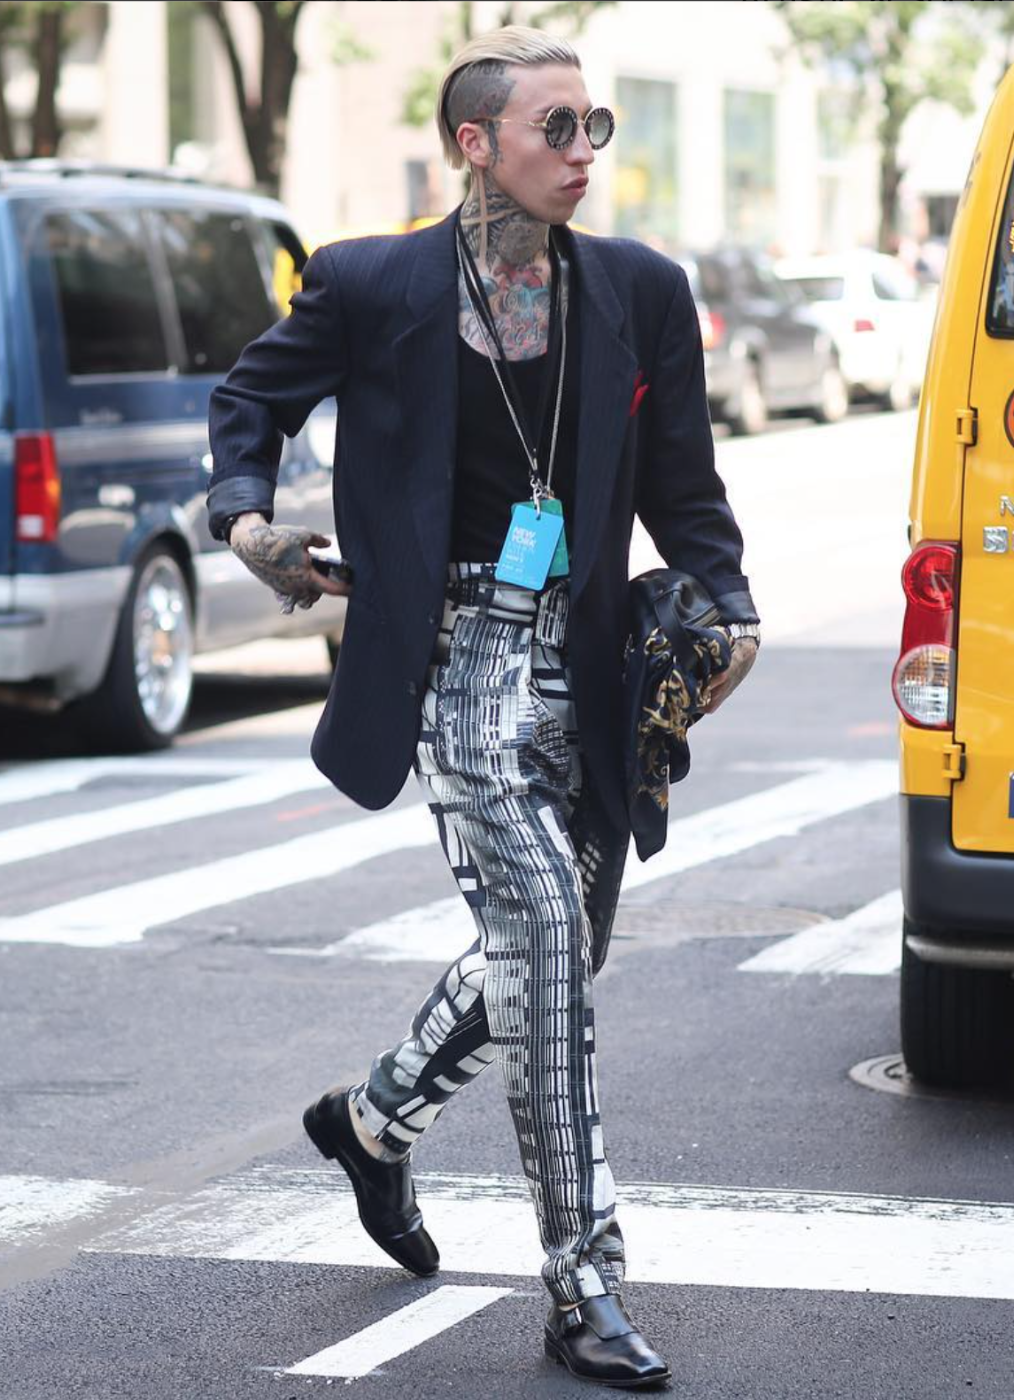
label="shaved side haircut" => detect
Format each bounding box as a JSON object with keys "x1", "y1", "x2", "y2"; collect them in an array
[{"x1": 437, "y1": 26, "x2": 580, "y2": 170}]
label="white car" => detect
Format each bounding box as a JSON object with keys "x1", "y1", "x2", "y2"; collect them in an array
[{"x1": 774, "y1": 250, "x2": 936, "y2": 411}]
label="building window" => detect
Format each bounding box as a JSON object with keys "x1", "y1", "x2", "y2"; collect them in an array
[
  {"x1": 723, "y1": 89, "x2": 776, "y2": 247},
  {"x1": 613, "y1": 76, "x2": 678, "y2": 245}
]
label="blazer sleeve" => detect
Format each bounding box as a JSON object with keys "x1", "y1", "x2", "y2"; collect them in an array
[
  {"x1": 206, "y1": 243, "x2": 349, "y2": 540},
  {"x1": 635, "y1": 267, "x2": 759, "y2": 625}
]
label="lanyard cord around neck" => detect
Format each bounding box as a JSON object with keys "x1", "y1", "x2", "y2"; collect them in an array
[{"x1": 455, "y1": 221, "x2": 570, "y2": 512}]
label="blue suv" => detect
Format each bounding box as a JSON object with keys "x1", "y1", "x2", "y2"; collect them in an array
[{"x1": 0, "y1": 161, "x2": 343, "y2": 749}]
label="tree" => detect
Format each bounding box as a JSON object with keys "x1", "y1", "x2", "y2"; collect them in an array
[
  {"x1": 198, "y1": 1, "x2": 308, "y2": 197},
  {"x1": 0, "y1": 0, "x2": 81, "y2": 160},
  {"x1": 770, "y1": 0, "x2": 984, "y2": 252}
]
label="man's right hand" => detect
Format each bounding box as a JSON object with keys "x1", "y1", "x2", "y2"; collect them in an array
[{"x1": 229, "y1": 514, "x2": 352, "y2": 613}]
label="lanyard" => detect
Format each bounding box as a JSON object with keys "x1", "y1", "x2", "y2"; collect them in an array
[{"x1": 455, "y1": 219, "x2": 570, "y2": 513}]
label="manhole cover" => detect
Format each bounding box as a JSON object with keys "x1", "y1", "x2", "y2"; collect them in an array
[
  {"x1": 613, "y1": 902, "x2": 824, "y2": 941},
  {"x1": 849, "y1": 1054, "x2": 1013, "y2": 1103}
]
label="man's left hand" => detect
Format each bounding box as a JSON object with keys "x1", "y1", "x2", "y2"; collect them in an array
[{"x1": 704, "y1": 638, "x2": 758, "y2": 714}]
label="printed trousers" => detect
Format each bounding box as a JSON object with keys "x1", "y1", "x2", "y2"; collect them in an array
[{"x1": 352, "y1": 563, "x2": 628, "y2": 1304}]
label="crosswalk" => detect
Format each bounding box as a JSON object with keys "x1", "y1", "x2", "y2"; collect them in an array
[
  {"x1": 0, "y1": 749, "x2": 902, "y2": 969},
  {"x1": 3, "y1": 1162, "x2": 1013, "y2": 1378}
]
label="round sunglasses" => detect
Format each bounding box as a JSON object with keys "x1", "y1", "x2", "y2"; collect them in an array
[{"x1": 478, "y1": 105, "x2": 615, "y2": 152}]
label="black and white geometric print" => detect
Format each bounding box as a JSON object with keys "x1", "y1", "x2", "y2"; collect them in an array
[{"x1": 352, "y1": 563, "x2": 626, "y2": 1304}]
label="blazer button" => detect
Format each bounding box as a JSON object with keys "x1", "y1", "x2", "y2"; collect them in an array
[
  {"x1": 407, "y1": 680, "x2": 418, "y2": 697},
  {"x1": 427, "y1": 611, "x2": 439, "y2": 626}
]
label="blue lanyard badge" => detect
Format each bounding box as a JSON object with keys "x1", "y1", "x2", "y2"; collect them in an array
[
  {"x1": 540, "y1": 495, "x2": 570, "y2": 578},
  {"x1": 495, "y1": 501, "x2": 564, "y2": 590}
]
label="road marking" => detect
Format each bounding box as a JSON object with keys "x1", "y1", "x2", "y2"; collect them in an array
[
  {"x1": 81, "y1": 1165, "x2": 1014, "y2": 1302},
  {"x1": 278, "y1": 761, "x2": 898, "y2": 962},
  {"x1": 0, "y1": 755, "x2": 286, "y2": 811},
  {"x1": 0, "y1": 1174, "x2": 131, "y2": 1244},
  {"x1": 286, "y1": 1285, "x2": 513, "y2": 1378},
  {"x1": 738, "y1": 889, "x2": 904, "y2": 976},
  {"x1": 0, "y1": 761, "x2": 327, "y2": 868},
  {"x1": 0, "y1": 802, "x2": 435, "y2": 948}
]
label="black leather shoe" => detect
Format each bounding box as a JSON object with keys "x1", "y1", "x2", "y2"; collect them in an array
[
  {"x1": 544, "y1": 1294, "x2": 671, "y2": 1389},
  {"x1": 303, "y1": 1086, "x2": 439, "y2": 1278}
]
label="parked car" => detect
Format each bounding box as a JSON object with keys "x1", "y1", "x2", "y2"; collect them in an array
[
  {"x1": 774, "y1": 249, "x2": 936, "y2": 411},
  {"x1": 678, "y1": 246, "x2": 849, "y2": 435},
  {"x1": 892, "y1": 62, "x2": 1014, "y2": 1088},
  {"x1": 0, "y1": 161, "x2": 345, "y2": 750}
]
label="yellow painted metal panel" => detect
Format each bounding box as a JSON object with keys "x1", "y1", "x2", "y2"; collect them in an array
[
  {"x1": 899, "y1": 722, "x2": 959, "y2": 798},
  {"x1": 951, "y1": 69, "x2": 1014, "y2": 852}
]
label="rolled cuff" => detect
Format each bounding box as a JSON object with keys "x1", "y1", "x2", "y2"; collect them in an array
[
  {"x1": 206, "y1": 476, "x2": 276, "y2": 542},
  {"x1": 713, "y1": 587, "x2": 760, "y2": 626}
]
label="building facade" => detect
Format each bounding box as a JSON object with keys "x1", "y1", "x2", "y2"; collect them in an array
[{"x1": 28, "y1": 0, "x2": 1001, "y2": 260}]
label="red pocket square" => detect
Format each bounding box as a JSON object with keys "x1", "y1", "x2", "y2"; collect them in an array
[{"x1": 629, "y1": 371, "x2": 650, "y2": 417}]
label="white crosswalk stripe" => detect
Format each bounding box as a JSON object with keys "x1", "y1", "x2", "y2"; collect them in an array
[
  {"x1": 0, "y1": 755, "x2": 279, "y2": 810},
  {"x1": 0, "y1": 760, "x2": 326, "y2": 868},
  {"x1": 275, "y1": 761, "x2": 898, "y2": 962},
  {"x1": 738, "y1": 889, "x2": 904, "y2": 976},
  {"x1": 0, "y1": 755, "x2": 896, "y2": 959},
  {"x1": 0, "y1": 802, "x2": 435, "y2": 948},
  {"x1": 21, "y1": 1164, "x2": 1002, "y2": 1302},
  {"x1": 286, "y1": 1286, "x2": 514, "y2": 1378}
]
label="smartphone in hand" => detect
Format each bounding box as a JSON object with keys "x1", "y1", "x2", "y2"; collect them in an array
[{"x1": 308, "y1": 544, "x2": 354, "y2": 585}]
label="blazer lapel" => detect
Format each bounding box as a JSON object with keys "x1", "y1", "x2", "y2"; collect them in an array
[
  {"x1": 394, "y1": 216, "x2": 459, "y2": 593},
  {"x1": 567, "y1": 233, "x2": 639, "y2": 600}
]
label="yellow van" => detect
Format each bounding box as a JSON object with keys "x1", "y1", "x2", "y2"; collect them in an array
[{"x1": 894, "y1": 62, "x2": 1014, "y2": 1089}]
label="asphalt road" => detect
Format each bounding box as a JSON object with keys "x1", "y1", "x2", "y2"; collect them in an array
[{"x1": 1, "y1": 410, "x2": 1012, "y2": 1400}]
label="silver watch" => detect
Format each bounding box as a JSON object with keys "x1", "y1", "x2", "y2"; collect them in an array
[{"x1": 728, "y1": 622, "x2": 761, "y2": 647}]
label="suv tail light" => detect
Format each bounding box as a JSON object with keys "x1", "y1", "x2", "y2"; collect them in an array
[
  {"x1": 892, "y1": 541, "x2": 958, "y2": 728},
  {"x1": 699, "y1": 309, "x2": 726, "y2": 351},
  {"x1": 15, "y1": 432, "x2": 61, "y2": 543}
]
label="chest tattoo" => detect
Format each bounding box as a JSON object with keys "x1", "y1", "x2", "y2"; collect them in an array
[{"x1": 458, "y1": 267, "x2": 551, "y2": 362}]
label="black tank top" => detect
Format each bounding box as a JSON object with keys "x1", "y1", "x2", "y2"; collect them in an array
[{"x1": 450, "y1": 294, "x2": 580, "y2": 564}]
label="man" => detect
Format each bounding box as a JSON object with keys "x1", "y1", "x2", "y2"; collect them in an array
[{"x1": 207, "y1": 25, "x2": 759, "y2": 1390}]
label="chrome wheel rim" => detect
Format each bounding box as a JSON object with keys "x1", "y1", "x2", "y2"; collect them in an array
[
  {"x1": 740, "y1": 368, "x2": 767, "y2": 433},
  {"x1": 132, "y1": 554, "x2": 193, "y2": 735},
  {"x1": 821, "y1": 367, "x2": 849, "y2": 422}
]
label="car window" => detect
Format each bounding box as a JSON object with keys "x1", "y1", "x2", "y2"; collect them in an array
[
  {"x1": 871, "y1": 261, "x2": 918, "y2": 302},
  {"x1": 45, "y1": 209, "x2": 169, "y2": 376},
  {"x1": 986, "y1": 163, "x2": 1014, "y2": 338},
  {"x1": 152, "y1": 208, "x2": 276, "y2": 373},
  {"x1": 257, "y1": 220, "x2": 307, "y2": 315},
  {"x1": 787, "y1": 275, "x2": 845, "y2": 301},
  {"x1": 694, "y1": 257, "x2": 730, "y2": 302}
]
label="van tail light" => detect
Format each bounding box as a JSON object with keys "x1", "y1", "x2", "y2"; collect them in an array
[
  {"x1": 853, "y1": 317, "x2": 876, "y2": 333},
  {"x1": 15, "y1": 432, "x2": 61, "y2": 543},
  {"x1": 891, "y1": 541, "x2": 958, "y2": 728},
  {"x1": 698, "y1": 309, "x2": 726, "y2": 351}
]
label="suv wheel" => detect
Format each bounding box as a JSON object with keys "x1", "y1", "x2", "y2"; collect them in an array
[
  {"x1": 900, "y1": 922, "x2": 1014, "y2": 1089},
  {"x1": 814, "y1": 361, "x2": 849, "y2": 425},
  {"x1": 728, "y1": 361, "x2": 767, "y2": 436},
  {"x1": 884, "y1": 363, "x2": 915, "y2": 413},
  {"x1": 77, "y1": 546, "x2": 195, "y2": 751}
]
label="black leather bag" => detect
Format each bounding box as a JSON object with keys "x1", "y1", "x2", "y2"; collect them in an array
[{"x1": 622, "y1": 569, "x2": 732, "y2": 862}]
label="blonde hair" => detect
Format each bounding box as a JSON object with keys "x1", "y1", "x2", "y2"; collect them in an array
[{"x1": 437, "y1": 26, "x2": 581, "y2": 170}]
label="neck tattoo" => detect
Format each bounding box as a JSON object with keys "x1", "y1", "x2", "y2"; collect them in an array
[
  {"x1": 460, "y1": 170, "x2": 549, "y2": 274},
  {"x1": 458, "y1": 171, "x2": 553, "y2": 362}
]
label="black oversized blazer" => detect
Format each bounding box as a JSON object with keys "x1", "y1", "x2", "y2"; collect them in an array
[{"x1": 207, "y1": 212, "x2": 758, "y2": 835}]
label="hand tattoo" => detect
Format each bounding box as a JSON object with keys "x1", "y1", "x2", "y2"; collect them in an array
[{"x1": 232, "y1": 522, "x2": 326, "y2": 610}]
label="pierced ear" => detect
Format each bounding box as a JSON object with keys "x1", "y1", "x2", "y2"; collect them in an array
[{"x1": 457, "y1": 121, "x2": 490, "y2": 169}]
